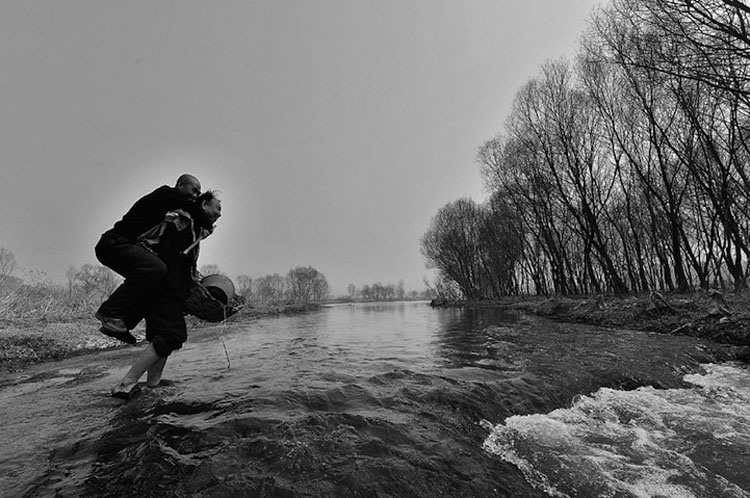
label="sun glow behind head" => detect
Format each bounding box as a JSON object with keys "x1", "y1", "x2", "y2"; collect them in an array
[{"x1": 123, "y1": 147, "x2": 260, "y2": 279}]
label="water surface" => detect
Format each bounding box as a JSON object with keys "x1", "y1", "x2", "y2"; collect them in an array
[{"x1": 0, "y1": 301, "x2": 743, "y2": 497}]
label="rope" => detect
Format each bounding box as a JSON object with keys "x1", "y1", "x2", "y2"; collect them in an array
[{"x1": 218, "y1": 306, "x2": 231, "y2": 369}]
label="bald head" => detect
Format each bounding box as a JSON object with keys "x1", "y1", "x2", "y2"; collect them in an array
[{"x1": 175, "y1": 174, "x2": 201, "y2": 201}]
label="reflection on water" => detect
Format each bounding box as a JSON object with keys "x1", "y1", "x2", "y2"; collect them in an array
[
  {"x1": 431, "y1": 306, "x2": 522, "y2": 369},
  {"x1": 0, "y1": 301, "x2": 744, "y2": 498},
  {"x1": 240, "y1": 302, "x2": 526, "y2": 378}
]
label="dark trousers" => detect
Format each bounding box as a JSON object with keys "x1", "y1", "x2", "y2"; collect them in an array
[
  {"x1": 117, "y1": 291, "x2": 187, "y2": 357},
  {"x1": 144, "y1": 293, "x2": 188, "y2": 357},
  {"x1": 95, "y1": 231, "x2": 167, "y2": 325}
]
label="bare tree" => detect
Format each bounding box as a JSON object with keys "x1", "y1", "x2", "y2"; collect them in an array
[
  {"x1": 286, "y1": 266, "x2": 329, "y2": 302},
  {"x1": 605, "y1": 0, "x2": 750, "y2": 105},
  {"x1": 583, "y1": 0, "x2": 750, "y2": 289},
  {"x1": 347, "y1": 283, "x2": 357, "y2": 299},
  {"x1": 470, "y1": 0, "x2": 750, "y2": 295},
  {"x1": 253, "y1": 274, "x2": 286, "y2": 303},
  {"x1": 361, "y1": 284, "x2": 371, "y2": 301},
  {"x1": 236, "y1": 274, "x2": 253, "y2": 299},
  {"x1": 421, "y1": 195, "x2": 526, "y2": 299},
  {"x1": 421, "y1": 198, "x2": 485, "y2": 299},
  {"x1": 68, "y1": 264, "x2": 120, "y2": 304},
  {"x1": 0, "y1": 247, "x2": 17, "y2": 288}
]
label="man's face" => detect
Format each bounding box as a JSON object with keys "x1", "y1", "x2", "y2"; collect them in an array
[
  {"x1": 178, "y1": 180, "x2": 201, "y2": 201},
  {"x1": 202, "y1": 198, "x2": 222, "y2": 225}
]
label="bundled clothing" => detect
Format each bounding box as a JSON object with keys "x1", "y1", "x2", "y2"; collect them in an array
[{"x1": 129, "y1": 211, "x2": 201, "y2": 357}]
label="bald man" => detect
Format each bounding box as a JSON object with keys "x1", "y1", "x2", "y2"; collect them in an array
[{"x1": 94, "y1": 174, "x2": 201, "y2": 343}]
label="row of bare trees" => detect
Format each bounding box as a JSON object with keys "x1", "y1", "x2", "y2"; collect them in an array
[
  {"x1": 420, "y1": 197, "x2": 523, "y2": 299},
  {"x1": 0, "y1": 245, "x2": 120, "y2": 306},
  {"x1": 346, "y1": 280, "x2": 411, "y2": 301},
  {"x1": 0, "y1": 246, "x2": 124, "y2": 321},
  {"x1": 1, "y1": 243, "x2": 329, "y2": 313},
  {"x1": 424, "y1": 0, "x2": 750, "y2": 297},
  {"x1": 236, "y1": 266, "x2": 330, "y2": 304},
  {"x1": 65, "y1": 264, "x2": 120, "y2": 304}
]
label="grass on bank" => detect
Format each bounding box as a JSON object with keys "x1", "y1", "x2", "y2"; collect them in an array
[
  {"x1": 0, "y1": 283, "x2": 320, "y2": 371},
  {"x1": 467, "y1": 289, "x2": 750, "y2": 347},
  {"x1": 3, "y1": 282, "x2": 750, "y2": 371}
]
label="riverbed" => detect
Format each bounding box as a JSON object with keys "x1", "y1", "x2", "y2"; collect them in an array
[{"x1": 0, "y1": 301, "x2": 744, "y2": 497}]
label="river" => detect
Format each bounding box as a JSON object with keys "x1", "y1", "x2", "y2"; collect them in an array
[{"x1": 0, "y1": 301, "x2": 747, "y2": 497}]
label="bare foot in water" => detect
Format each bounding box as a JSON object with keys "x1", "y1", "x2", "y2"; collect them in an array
[
  {"x1": 111, "y1": 382, "x2": 140, "y2": 400},
  {"x1": 146, "y1": 357, "x2": 167, "y2": 388}
]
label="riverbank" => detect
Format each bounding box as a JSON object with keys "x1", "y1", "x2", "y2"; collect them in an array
[
  {"x1": 438, "y1": 289, "x2": 750, "y2": 348},
  {"x1": 0, "y1": 303, "x2": 320, "y2": 371},
  {"x1": 4, "y1": 290, "x2": 750, "y2": 372}
]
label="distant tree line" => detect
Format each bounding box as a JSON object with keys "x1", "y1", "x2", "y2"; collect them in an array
[
  {"x1": 236, "y1": 265, "x2": 330, "y2": 304},
  {"x1": 0, "y1": 247, "x2": 123, "y2": 321},
  {"x1": 65, "y1": 263, "x2": 120, "y2": 305},
  {"x1": 423, "y1": 0, "x2": 750, "y2": 298},
  {"x1": 344, "y1": 280, "x2": 426, "y2": 301},
  {"x1": 0, "y1": 245, "x2": 331, "y2": 321}
]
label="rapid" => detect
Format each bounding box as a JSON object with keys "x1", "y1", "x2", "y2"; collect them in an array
[{"x1": 0, "y1": 301, "x2": 746, "y2": 497}]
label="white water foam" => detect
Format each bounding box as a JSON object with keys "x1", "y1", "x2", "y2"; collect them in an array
[{"x1": 483, "y1": 363, "x2": 750, "y2": 498}]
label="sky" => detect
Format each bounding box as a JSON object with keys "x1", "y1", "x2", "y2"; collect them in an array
[{"x1": 0, "y1": 0, "x2": 601, "y2": 295}]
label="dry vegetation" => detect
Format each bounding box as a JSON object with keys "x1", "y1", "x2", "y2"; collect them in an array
[
  {"x1": 0, "y1": 281, "x2": 320, "y2": 372},
  {"x1": 501, "y1": 289, "x2": 750, "y2": 348}
]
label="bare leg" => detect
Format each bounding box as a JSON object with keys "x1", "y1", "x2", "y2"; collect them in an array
[
  {"x1": 146, "y1": 356, "x2": 168, "y2": 388},
  {"x1": 111, "y1": 343, "x2": 161, "y2": 397}
]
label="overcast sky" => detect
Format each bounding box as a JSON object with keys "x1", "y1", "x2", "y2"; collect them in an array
[{"x1": 0, "y1": 0, "x2": 600, "y2": 295}]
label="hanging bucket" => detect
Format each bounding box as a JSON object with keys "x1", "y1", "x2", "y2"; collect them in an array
[
  {"x1": 185, "y1": 274, "x2": 240, "y2": 322},
  {"x1": 201, "y1": 274, "x2": 235, "y2": 305}
]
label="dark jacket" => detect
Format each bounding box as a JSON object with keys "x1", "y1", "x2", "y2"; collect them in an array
[{"x1": 109, "y1": 185, "x2": 194, "y2": 240}]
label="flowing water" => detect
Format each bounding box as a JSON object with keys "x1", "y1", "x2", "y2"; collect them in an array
[{"x1": 0, "y1": 301, "x2": 747, "y2": 497}]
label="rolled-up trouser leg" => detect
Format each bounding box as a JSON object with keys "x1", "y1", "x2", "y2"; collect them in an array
[
  {"x1": 95, "y1": 232, "x2": 167, "y2": 319},
  {"x1": 145, "y1": 294, "x2": 188, "y2": 358}
]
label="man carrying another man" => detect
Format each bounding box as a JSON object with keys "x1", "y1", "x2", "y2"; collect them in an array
[
  {"x1": 94, "y1": 174, "x2": 223, "y2": 399},
  {"x1": 95, "y1": 173, "x2": 202, "y2": 342}
]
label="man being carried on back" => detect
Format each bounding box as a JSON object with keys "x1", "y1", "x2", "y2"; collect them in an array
[
  {"x1": 110, "y1": 190, "x2": 223, "y2": 399},
  {"x1": 94, "y1": 174, "x2": 201, "y2": 343}
]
